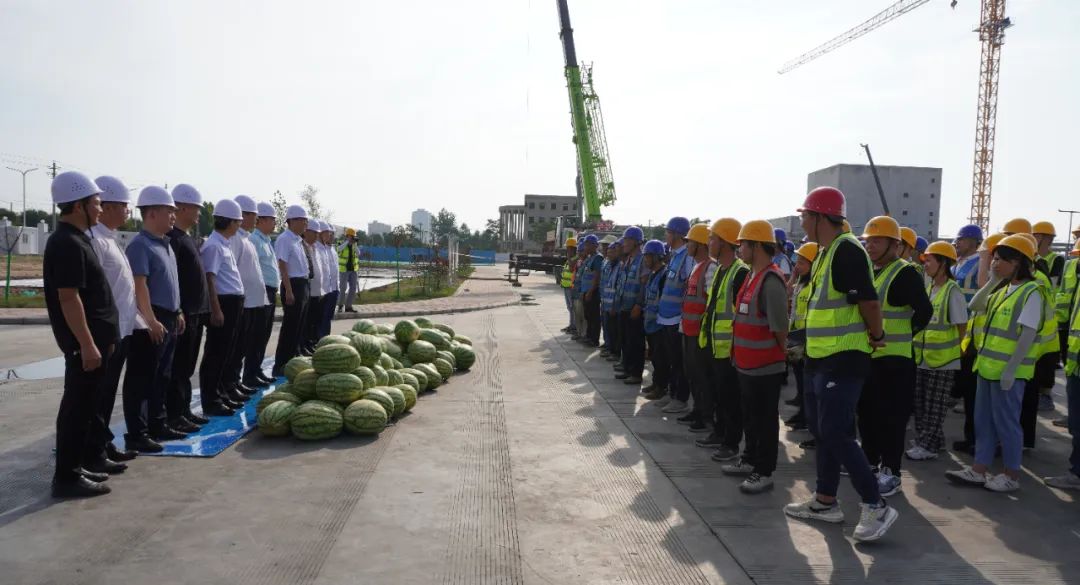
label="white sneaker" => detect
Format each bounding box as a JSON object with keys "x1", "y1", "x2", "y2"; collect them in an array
[
  {"x1": 983, "y1": 473, "x2": 1020, "y2": 493},
  {"x1": 783, "y1": 497, "x2": 844, "y2": 524},
  {"x1": 853, "y1": 502, "x2": 898, "y2": 542},
  {"x1": 945, "y1": 466, "x2": 987, "y2": 486},
  {"x1": 661, "y1": 399, "x2": 688, "y2": 413},
  {"x1": 905, "y1": 445, "x2": 938, "y2": 461},
  {"x1": 1044, "y1": 472, "x2": 1080, "y2": 490}
]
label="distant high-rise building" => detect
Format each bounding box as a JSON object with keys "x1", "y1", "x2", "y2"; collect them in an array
[
  {"x1": 367, "y1": 221, "x2": 392, "y2": 236},
  {"x1": 411, "y1": 209, "x2": 433, "y2": 242}
]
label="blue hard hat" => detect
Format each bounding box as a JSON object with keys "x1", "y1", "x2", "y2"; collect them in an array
[
  {"x1": 643, "y1": 239, "x2": 665, "y2": 256},
  {"x1": 915, "y1": 236, "x2": 929, "y2": 252},
  {"x1": 613, "y1": 238, "x2": 624, "y2": 247},
  {"x1": 623, "y1": 225, "x2": 644, "y2": 242},
  {"x1": 783, "y1": 241, "x2": 795, "y2": 254},
  {"x1": 774, "y1": 228, "x2": 787, "y2": 243},
  {"x1": 955, "y1": 224, "x2": 984, "y2": 242},
  {"x1": 581, "y1": 234, "x2": 599, "y2": 245},
  {"x1": 666, "y1": 216, "x2": 690, "y2": 237}
]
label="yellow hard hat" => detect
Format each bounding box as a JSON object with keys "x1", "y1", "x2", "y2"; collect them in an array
[
  {"x1": 1071, "y1": 239, "x2": 1080, "y2": 257},
  {"x1": 736, "y1": 219, "x2": 776, "y2": 244},
  {"x1": 687, "y1": 223, "x2": 711, "y2": 245},
  {"x1": 979, "y1": 232, "x2": 1006, "y2": 252},
  {"x1": 842, "y1": 219, "x2": 851, "y2": 233},
  {"x1": 996, "y1": 234, "x2": 1037, "y2": 261},
  {"x1": 710, "y1": 218, "x2": 741, "y2": 245},
  {"x1": 1002, "y1": 218, "x2": 1032, "y2": 234},
  {"x1": 899, "y1": 226, "x2": 917, "y2": 249},
  {"x1": 565, "y1": 237, "x2": 577, "y2": 247},
  {"x1": 795, "y1": 242, "x2": 819, "y2": 262},
  {"x1": 1017, "y1": 233, "x2": 1038, "y2": 250},
  {"x1": 862, "y1": 216, "x2": 901, "y2": 241},
  {"x1": 345, "y1": 227, "x2": 357, "y2": 237},
  {"x1": 921, "y1": 241, "x2": 958, "y2": 262},
  {"x1": 1032, "y1": 221, "x2": 1056, "y2": 236}
]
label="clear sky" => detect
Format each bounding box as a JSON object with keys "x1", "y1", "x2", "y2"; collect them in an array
[{"x1": 2, "y1": 0, "x2": 1077, "y2": 237}]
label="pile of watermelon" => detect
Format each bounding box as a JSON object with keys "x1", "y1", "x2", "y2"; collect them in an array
[{"x1": 256, "y1": 317, "x2": 476, "y2": 441}]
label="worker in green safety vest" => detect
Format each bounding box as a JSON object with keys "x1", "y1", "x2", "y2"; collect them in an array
[
  {"x1": 336, "y1": 228, "x2": 361, "y2": 313},
  {"x1": 1041, "y1": 242, "x2": 1080, "y2": 490},
  {"x1": 1055, "y1": 239, "x2": 1080, "y2": 370},
  {"x1": 559, "y1": 237, "x2": 578, "y2": 334}
]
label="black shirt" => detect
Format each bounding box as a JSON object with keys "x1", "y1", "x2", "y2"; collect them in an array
[
  {"x1": 43, "y1": 221, "x2": 120, "y2": 355},
  {"x1": 806, "y1": 238, "x2": 878, "y2": 376},
  {"x1": 168, "y1": 226, "x2": 209, "y2": 315},
  {"x1": 876, "y1": 262, "x2": 933, "y2": 335}
]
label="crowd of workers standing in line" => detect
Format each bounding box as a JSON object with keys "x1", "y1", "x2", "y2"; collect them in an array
[
  {"x1": 559, "y1": 186, "x2": 1080, "y2": 543},
  {"x1": 39, "y1": 171, "x2": 368, "y2": 498}
]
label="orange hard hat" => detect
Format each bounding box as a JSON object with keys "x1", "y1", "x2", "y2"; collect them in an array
[
  {"x1": 710, "y1": 218, "x2": 741, "y2": 245},
  {"x1": 736, "y1": 220, "x2": 776, "y2": 244},
  {"x1": 687, "y1": 223, "x2": 710, "y2": 245},
  {"x1": 899, "y1": 227, "x2": 918, "y2": 250}
]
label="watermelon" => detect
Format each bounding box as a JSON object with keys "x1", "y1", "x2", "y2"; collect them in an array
[
  {"x1": 378, "y1": 353, "x2": 394, "y2": 370},
  {"x1": 352, "y1": 319, "x2": 377, "y2": 334},
  {"x1": 371, "y1": 364, "x2": 389, "y2": 386},
  {"x1": 316, "y1": 373, "x2": 365, "y2": 405},
  {"x1": 380, "y1": 337, "x2": 403, "y2": 359},
  {"x1": 375, "y1": 323, "x2": 393, "y2": 335},
  {"x1": 362, "y1": 388, "x2": 396, "y2": 418},
  {"x1": 407, "y1": 340, "x2": 437, "y2": 363},
  {"x1": 398, "y1": 356, "x2": 413, "y2": 368},
  {"x1": 380, "y1": 386, "x2": 406, "y2": 416},
  {"x1": 396, "y1": 384, "x2": 418, "y2": 411},
  {"x1": 316, "y1": 334, "x2": 352, "y2": 349},
  {"x1": 290, "y1": 369, "x2": 320, "y2": 401},
  {"x1": 433, "y1": 323, "x2": 456, "y2": 338},
  {"x1": 451, "y1": 344, "x2": 476, "y2": 370},
  {"x1": 394, "y1": 320, "x2": 421, "y2": 344},
  {"x1": 258, "y1": 401, "x2": 296, "y2": 436},
  {"x1": 351, "y1": 334, "x2": 383, "y2": 367},
  {"x1": 313, "y1": 344, "x2": 361, "y2": 374},
  {"x1": 415, "y1": 363, "x2": 442, "y2": 389},
  {"x1": 284, "y1": 356, "x2": 313, "y2": 382},
  {"x1": 414, "y1": 317, "x2": 433, "y2": 328},
  {"x1": 399, "y1": 372, "x2": 420, "y2": 394},
  {"x1": 401, "y1": 368, "x2": 427, "y2": 390},
  {"x1": 352, "y1": 365, "x2": 377, "y2": 389},
  {"x1": 256, "y1": 391, "x2": 301, "y2": 417},
  {"x1": 386, "y1": 369, "x2": 404, "y2": 386},
  {"x1": 453, "y1": 335, "x2": 472, "y2": 346},
  {"x1": 343, "y1": 399, "x2": 388, "y2": 435},
  {"x1": 436, "y1": 350, "x2": 456, "y2": 368},
  {"x1": 432, "y1": 358, "x2": 453, "y2": 380},
  {"x1": 416, "y1": 329, "x2": 448, "y2": 351},
  {"x1": 391, "y1": 358, "x2": 403, "y2": 370},
  {"x1": 290, "y1": 401, "x2": 344, "y2": 440}
]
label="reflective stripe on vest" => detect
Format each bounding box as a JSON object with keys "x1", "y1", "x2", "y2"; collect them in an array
[
  {"x1": 697, "y1": 260, "x2": 747, "y2": 358},
  {"x1": 1035, "y1": 271, "x2": 1059, "y2": 356},
  {"x1": 617, "y1": 252, "x2": 644, "y2": 311},
  {"x1": 872, "y1": 259, "x2": 914, "y2": 359},
  {"x1": 974, "y1": 281, "x2": 1041, "y2": 381},
  {"x1": 658, "y1": 246, "x2": 690, "y2": 319},
  {"x1": 644, "y1": 267, "x2": 666, "y2": 334},
  {"x1": 1065, "y1": 274, "x2": 1080, "y2": 376},
  {"x1": 732, "y1": 265, "x2": 787, "y2": 370},
  {"x1": 790, "y1": 282, "x2": 812, "y2": 332},
  {"x1": 954, "y1": 255, "x2": 980, "y2": 303},
  {"x1": 560, "y1": 260, "x2": 575, "y2": 288},
  {"x1": 914, "y1": 280, "x2": 962, "y2": 368},
  {"x1": 579, "y1": 253, "x2": 600, "y2": 293},
  {"x1": 338, "y1": 244, "x2": 359, "y2": 273},
  {"x1": 600, "y1": 260, "x2": 618, "y2": 308},
  {"x1": 680, "y1": 259, "x2": 714, "y2": 337},
  {"x1": 1057, "y1": 258, "x2": 1079, "y2": 324},
  {"x1": 806, "y1": 233, "x2": 873, "y2": 358}
]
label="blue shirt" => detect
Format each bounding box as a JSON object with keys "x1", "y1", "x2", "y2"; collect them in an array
[
  {"x1": 249, "y1": 228, "x2": 281, "y2": 288},
  {"x1": 126, "y1": 230, "x2": 181, "y2": 312}
]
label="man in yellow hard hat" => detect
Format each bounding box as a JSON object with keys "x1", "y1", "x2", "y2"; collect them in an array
[
  {"x1": 1032, "y1": 221, "x2": 1063, "y2": 286},
  {"x1": 337, "y1": 227, "x2": 361, "y2": 313},
  {"x1": 559, "y1": 237, "x2": 579, "y2": 333},
  {"x1": 1002, "y1": 217, "x2": 1032, "y2": 236}
]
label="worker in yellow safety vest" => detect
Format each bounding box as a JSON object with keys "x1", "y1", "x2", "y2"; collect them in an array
[
  {"x1": 1041, "y1": 239, "x2": 1080, "y2": 490},
  {"x1": 337, "y1": 228, "x2": 361, "y2": 313},
  {"x1": 560, "y1": 237, "x2": 579, "y2": 333}
]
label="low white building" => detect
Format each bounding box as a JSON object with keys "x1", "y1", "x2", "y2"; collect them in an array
[{"x1": 0, "y1": 219, "x2": 50, "y2": 255}]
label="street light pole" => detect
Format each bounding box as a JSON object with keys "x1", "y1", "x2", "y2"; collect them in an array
[
  {"x1": 1059, "y1": 209, "x2": 1080, "y2": 241},
  {"x1": 5, "y1": 167, "x2": 38, "y2": 228}
]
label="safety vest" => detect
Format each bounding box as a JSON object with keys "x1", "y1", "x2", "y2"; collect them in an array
[
  {"x1": 1064, "y1": 277, "x2": 1080, "y2": 376},
  {"x1": 617, "y1": 252, "x2": 644, "y2": 312},
  {"x1": 872, "y1": 259, "x2": 915, "y2": 359},
  {"x1": 681, "y1": 258, "x2": 714, "y2": 337},
  {"x1": 643, "y1": 267, "x2": 666, "y2": 335},
  {"x1": 1035, "y1": 271, "x2": 1059, "y2": 357},
  {"x1": 953, "y1": 255, "x2": 980, "y2": 303},
  {"x1": 975, "y1": 281, "x2": 1042, "y2": 381},
  {"x1": 1056, "y1": 258, "x2": 1078, "y2": 324},
  {"x1": 697, "y1": 260, "x2": 747, "y2": 358},
  {"x1": 790, "y1": 282, "x2": 812, "y2": 332},
  {"x1": 600, "y1": 259, "x2": 618, "y2": 310},
  {"x1": 806, "y1": 233, "x2": 873, "y2": 359},
  {"x1": 1042, "y1": 251, "x2": 1061, "y2": 283},
  {"x1": 560, "y1": 257, "x2": 576, "y2": 288},
  {"x1": 732, "y1": 265, "x2": 787, "y2": 371},
  {"x1": 338, "y1": 243, "x2": 360, "y2": 273},
  {"x1": 914, "y1": 280, "x2": 963, "y2": 368},
  {"x1": 658, "y1": 246, "x2": 690, "y2": 320}
]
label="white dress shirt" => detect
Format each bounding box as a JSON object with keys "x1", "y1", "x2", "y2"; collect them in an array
[
  {"x1": 201, "y1": 231, "x2": 245, "y2": 296},
  {"x1": 274, "y1": 229, "x2": 310, "y2": 279},
  {"x1": 232, "y1": 228, "x2": 270, "y2": 308},
  {"x1": 318, "y1": 242, "x2": 339, "y2": 293},
  {"x1": 306, "y1": 241, "x2": 324, "y2": 297},
  {"x1": 89, "y1": 223, "x2": 146, "y2": 337}
]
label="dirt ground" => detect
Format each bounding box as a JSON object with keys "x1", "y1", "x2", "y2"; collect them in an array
[{"x1": 2, "y1": 255, "x2": 43, "y2": 279}]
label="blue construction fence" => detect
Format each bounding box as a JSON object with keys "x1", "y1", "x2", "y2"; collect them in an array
[{"x1": 359, "y1": 246, "x2": 495, "y2": 265}]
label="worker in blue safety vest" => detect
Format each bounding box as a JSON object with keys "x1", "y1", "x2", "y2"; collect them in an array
[
  {"x1": 615, "y1": 227, "x2": 647, "y2": 386},
  {"x1": 655, "y1": 217, "x2": 694, "y2": 413}
]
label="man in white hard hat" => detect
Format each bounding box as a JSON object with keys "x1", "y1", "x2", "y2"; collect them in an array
[
  {"x1": 248, "y1": 201, "x2": 280, "y2": 383},
  {"x1": 44, "y1": 171, "x2": 119, "y2": 498},
  {"x1": 316, "y1": 221, "x2": 340, "y2": 338},
  {"x1": 301, "y1": 219, "x2": 325, "y2": 354},
  {"x1": 85, "y1": 175, "x2": 143, "y2": 469},
  {"x1": 166, "y1": 184, "x2": 212, "y2": 429},
  {"x1": 199, "y1": 199, "x2": 248, "y2": 415},
  {"x1": 228, "y1": 195, "x2": 272, "y2": 392},
  {"x1": 122, "y1": 186, "x2": 185, "y2": 452},
  {"x1": 272, "y1": 205, "x2": 312, "y2": 376}
]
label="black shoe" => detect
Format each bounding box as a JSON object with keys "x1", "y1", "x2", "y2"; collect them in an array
[
  {"x1": 345, "y1": 307, "x2": 358, "y2": 313},
  {"x1": 695, "y1": 433, "x2": 725, "y2": 448},
  {"x1": 52, "y1": 476, "x2": 111, "y2": 498},
  {"x1": 126, "y1": 435, "x2": 164, "y2": 453},
  {"x1": 244, "y1": 377, "x2": 269, "y2": 389},
  {"x1": 236, "y1": 382, "x2": 258, "y2": 396},
  {"x1": 149, "y1": 426, "x2": 187, "y2": 441},
  {"x1": 169, "y1": 418, "x2": 200, "y2": 433},
  {"x1": 952, "y1": 440, "x2": 975, "y2": 455},
  {"x1": 623, "y1": 376, "x2": 643, "y2": 385},
  {"x1": 614, "y1": 372, "x2": 630, "y2": 380},
  {"x1": 688, "y1": 420, "x2": 710, "y2": 433},
  {"x1": 75, "y1": 467, "x2": 109, "y2": 482},
  {"x1": 226, "y1": 388, "x2": 248, "y2": 403},
  {"x1": 224, "y1": 398, "x2": 245, "y2": 410},
  {"x1": 270, "y1": 368, "x2": 284, "y2": 378},
  {"x1": 257, "y1": 373, "x2": 276, "y2": 384},
  {"x1": 799, "y1": 439, "x2": 817, "y2": 450},
  {"x1": 785, "y1": 397, "x2": 801, "y2": 407},
  {"x1": 185, "y1": 412, "x2": 211, "y2": 425},
  {"x1": 676, "y1": 412, "x2": 697, "y2": 425},
  {"x1": 106, "y1": 442, "x2": 138, "y2": 462},
  {"x1": 84, "y1": 458, "x2": 127, "y2": 475},
  {"x1": 785, "y1": 416, "x2": 807, "y2": 431},
  {"x1": 204, "y1": 404, "x2": 237, "y2": 417}
]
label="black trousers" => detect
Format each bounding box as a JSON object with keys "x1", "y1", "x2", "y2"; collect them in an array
[
  {"x1": 857, "y1": 356, "x2": 915, "y2": 473},
  {"x1": 646, "y1": 330, "x2": 669, "y2": 390},
  {"x1": 956, "y1": 350, "x2": 977, "y2": 444},
  {"x1": 56, "y1": 345, "x2": 113, "y2": 483},
  {"x1": 620, "y1": 311, "x2": 645, "y2": 377},
  {"x1": 791, "y1": 358, "x2": 806, "y2": 419},
  {"x1": 122, "y1": 307, "x2": 179, "y2": 438},
  {"x1": 739, "y1": 372, "x2": 782, "y2": 476},
  {"x1": 85, "y1": 335, "x2": 130, "y2": 463},
  {"x1": 199, "y1": 295, "x2": 244, "y2": 408},
  {"x1": 662, "y1": 325, "x2": 689, "y2": 401},
  {"x1": 1022, "y1": 379, "x2": 1040, "y2": 449},
  {"x1": 244, "y1": 286, "x2": 276, "y2": 380},
  {"x1": 584, "y1": 292, "x2": 601, "y2": 343},
  {"x1": 684, "y1": 335, "x2": 713, "y2": 420},
  {"x1": 274, "y1": 278, "x2": 310, "y2": 373},
  {"x1": 226, "y1": 306, "x2": 259, "y2": 388},
  {"x1": 168, "y1": 312, "x2": 206, "y2": 420},
  {"x1": 304, "y1": 294, "x2": 325, "y2": 350},
  {"x1": 710, "y1": 357, "x2": 744, "y2": 450}
]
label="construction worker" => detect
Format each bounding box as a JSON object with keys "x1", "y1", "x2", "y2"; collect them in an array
[
  {"x1": 783, "y1": 242, "x2": 819, "y2": 436},
  {"x1": 641, "y1": 240, "x2": 670, "y2": 399},
  {"x1": 199, "y1": 199, "x2": 248, "y2": 414},
  {"x1": 907, "y1": 241, "x2": 967, "y2": 461},
  {"x1": 656, "y1": 217, "x2": 693, "y2": 412},
  {"x1": 772, "y1": 227, "x2": 794, "y2": 277},
  {"x1": 338, "y1": 227, "x2": 361, "y2": 312},
  {"x1": 571, "y1": 242, "x2": 589, "y2": 339},
  {"x1": 301, "y1": 219, "x2": 325, "y2": 354},
  {"x1": 1043, "y1": 239, "x2": 1080, "y2": 490},
  {"x1": 783, "y1": 187, "x2": 898, "y2": 542},
  {"x1": 578, "y1": 234, "x2": 604, "y2": 346},
  {"x1": 247, "y1": 201, "x2": 280, "y2": 385},
  {"x1": 559, "y1": 237, "x2": 578, "y2": 334},
  {"x1": 1019, "y1": 230, "x2": 1062, "y2": 418},
  {"x1": 677, "y1": 223, "x2": 715, "y2": 426},
  {"x1": 953, "y1": 224, "x2": 984, "y2": 302},
  {"x1": 1002, "y1": 217, "x2": 1032, "y2": 237},
  {"x1": 44, "y1": 172, "x2": 118, "y2": 498},
  {"x1": 1056, "y1": 239, "x2": 1080, "y2": 373},
  {"x1": 694, "y1": 218, "x2": 748, "y2": 461},
  {"x1": 272, "y1": 205, "x2": 312, "y2": 377},
  {"x1": 947, "y1": 235, "x2": 1044, "y2": 493},
  {"x1": 317, "y1": 221, "x2": 340, "y2": 338},
  {"x1": 230, "y1": 195, "x2": 271, "y2": 392},
  {"x1": 899, "y1": 227, "x2": 922, "y2": 274},
  {"x1": 600, "y1": 238, "x2": 620, "y2": 359},
  {"x1": 616, "y1": 227, "x2": 647, "y2": 385}
]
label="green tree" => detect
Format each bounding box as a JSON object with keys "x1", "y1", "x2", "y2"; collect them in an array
[
  {"x1": 300, "y1": 184, "x2": 332, "y2": 221},
  {"x1": 197, "y1": 201, "x2": 215, "y2": 237},
  {"x1": 531, "y1": 219, "x2": 555, "y2": 243},
  {"x1": 271, "y1": 190, "x2": 287, "y2": 231},
  {"x1": 431, "y1": 208, "x2": 458, "y2": 242}
]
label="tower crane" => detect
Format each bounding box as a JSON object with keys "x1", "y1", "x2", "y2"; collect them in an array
[{"x1": 779, "y1": 0, "x2": 1011, "y2": 233}]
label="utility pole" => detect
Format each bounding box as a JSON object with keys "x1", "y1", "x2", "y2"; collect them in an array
[
  {"x1": 1059, "y1": 209, "x2": 1080, "y2": 241},
  {"x1": 48, "y1": 162, "x2": 59, "y2": 231},
  {"x1": 5, "y1": 166, "x2": 38, "y2": 228}
]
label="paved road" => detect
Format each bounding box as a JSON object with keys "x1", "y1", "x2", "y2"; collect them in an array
[{"x1": 0, "y1": 271, "x2": 1076, "y2": 584}]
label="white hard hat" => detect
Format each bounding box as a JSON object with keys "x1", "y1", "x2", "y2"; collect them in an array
[
  {"x1": 285, "y1": 205, "x2": 307, "y2": 220},
  {"x1": 234, "y1": 195, "x2": 257, "y2": 214},
  {"x1": 95, "y1": 175, "x2": 130, "y2": 204},
  {"x1": 213, "y1": 198, "x2": 243, "y2": 221},
  {"x1": 137, "y1": 186, "x2": 176, "y2": 208},
  {"x1": 305, "y1": 219, "x2": 320, "y2": 232},
  {"x1": 51, "y1": 171, "x2": 102, "y2": 205},
  {"x1": 256, "y1": 201, "x2": 275, "y2": 217},
  {"x1": 171, "y1": 184, "x2": 202, "y2": 206},
  {"x1": 319, "y1": 221, "x2": 332, "y2": 233}
]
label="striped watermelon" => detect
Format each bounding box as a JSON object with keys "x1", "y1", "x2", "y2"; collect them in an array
[
  {"x1": 433, "y1": 323, "x2": 456, "y2": 338},
  {"x1": 417, "y1": 329, "x2": 449, "y2": 350},
  {"x1": 352, "y1": 319, "x2": 377, "y2": 334},
  {"x1": 394, "y1": 320, "x2": 421, "y2": 344},
  {"x1": 432, "y1": 358, "x2": 453, "y2": 380},
  {"x1": 371, "y1": 364, "x2": 389, "y2": 386},
  {"x1": 362, "y1": 388, "x2": 395, "y2": 418},
  {"x1": 290, "y1": 401, "x2": 343, "y2": 440},
  {"x1": 391, "y1": 358, "x2": 403, "y2": 369},
  {"x1": 258, "y1": 401, "x2": 296, "y2": 436},
  {"x1": 284, "y1": 356, "x2": 313, "y2": 382},
  {"x1": 380, "y1": 386, "x2": 406, "y2": 416},
  {"x1": 379, "y1": 337, "x2": 403, "y2": 359},
  {"x1": 451, "y1": 344, "x2": 476, "y2": 371},
  {"x1": 399, "y1": 372, "x2": 420, "y2": 394},
  {"x1": 398, "y1": 356, "x2": 413, "y2": 368},
  {"x1": 375, "y1": 323, "x2": 393, "y2": 335},
  {"x1": 378, "y1": 353, "x2": 394, "y2": 370},
  {"x1": 290, "y1": 369, "x2": 320, "y2": 401},
  {"x1": 316, "y1": 373, "x2": 365, "y2": 405},
  {"x1": 414, "y1": 317, "x2": 433, "y2": 328},
  {"x1": 343, "y1": 399, "x2": 388, "y2": 435},
  {"x1": 453, "y1": 335, "x2": 472, "y2": 346},
  {"x1": 352, "y1": 366, "x2": 376, "y2": 389},
  {"x1": 256, "y1": 389, "x2": 301, "y2": 416},
  {"x1": 401, "y1": 368, "x2": 428, "y2": 391},
  {"x1": 316, "y1": 334, "x2": 352, "y2": 349},
  {"x1": 407, "y1": 340, "x2": 437, "y2": 363},
  {"x1": 313, "y1": 344, "x2": 361, "y2": 374},
  {"x1": 396, "y1": 384, "x2": 418, "y2": 411},
  {"x1": 386, "y1": 369, "x2": 404, "y2": 386},
  {"x1": 414, "y1": 363, "x2": 441, "y2": 390},
  {"x1": 436, "y1": 350, "x2": 456, "y2": 369},
  {"x1": 351, "y1": 334, "x2": 383, "y2": 367}
]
